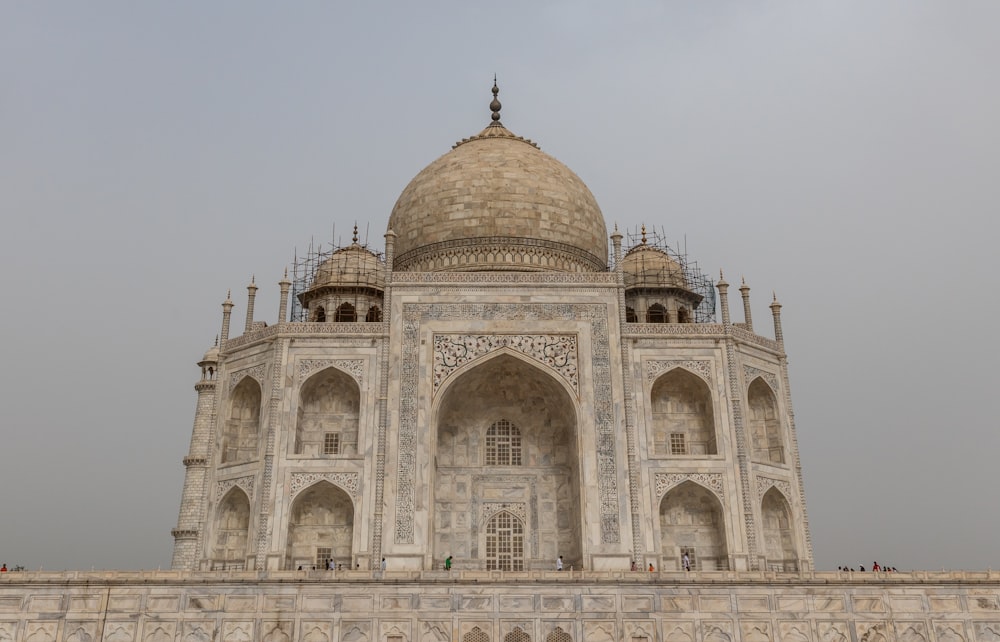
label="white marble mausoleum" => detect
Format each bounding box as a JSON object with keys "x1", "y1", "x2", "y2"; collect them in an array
[{"x1": 170, "y1": 83, "x2": 811, "y2": 575}]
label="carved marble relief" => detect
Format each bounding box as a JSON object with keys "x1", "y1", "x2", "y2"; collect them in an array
[
  {"x1": 655, "y1": 472, "x2": 725, "y2": 501},
  {"x1": 433, "y1": 334, "x2": 578, "y2": 395},
  {"x1": 289, "y1": 472, "x2": 360, "y2": 498},
  {"x1": 298, "y1": 359, "x2": 366, "y2": 385},
  {"x1": 646, "y1": 360, "x2": 712, "y2": 384},
  {"x1": 743, "y1": 366, "x2": 779, "y2": 393},
  {"x1": 216, "y1": 475, "x2": 255, "y2": 503},
  {"x1": 228, "y1": 364, "x2": 267, "y2": 393},
  {"x1": 756, "y1": 477, "x2": 793, "y2": 503}
]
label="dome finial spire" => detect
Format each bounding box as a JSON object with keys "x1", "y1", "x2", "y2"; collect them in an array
[
  {"x1": 352, "y1": 223, "x2": 359, "y2": 244},
  {"x1": 489, "y1": 76, "x2": 502, "y2": 124}
]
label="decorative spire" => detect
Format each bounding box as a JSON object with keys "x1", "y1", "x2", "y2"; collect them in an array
[
  {"x1": 641, "y1": 224, "x2": 647, "y2": 245},
  {"x1": 490, "y1": 77, "x2": 502, "y2": 124},
  {"x1": 352, "y1": 223, "x2": 359, "y2": 244}
]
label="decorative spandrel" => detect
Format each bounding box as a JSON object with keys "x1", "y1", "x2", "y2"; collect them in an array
[{"x1": 433, "y1": 334, "x2": 578, "y2": 396}]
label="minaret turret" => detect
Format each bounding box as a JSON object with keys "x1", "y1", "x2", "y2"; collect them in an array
[
  {"x1": 244, "y1": 276, "x2": 258, "y2": 332},
  {"x1": 219, "y1": 290, "x2": 234, "y2": 350},
  {"x1": 770, "y1": 293, "x2": 784, "y2": 347},
  {"x1": 277, "y1": 268, "x2": 291, "y2": 323},
  {"x1": 716, "y1": 271, "x2": 731, "y2": 325},
  {"x1": 740, "y1": 277, "x2": 753, "y2": 332}
]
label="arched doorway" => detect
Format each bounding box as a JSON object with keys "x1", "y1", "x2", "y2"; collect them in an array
[
  {"x1": 748, "y1": 378, "x2": 784, "y2": 464},
  {"x1": 285, "y1": 481, "x2": 354, "y2": 570},
  {"x1": 211, "y1": 488, "x2": 251, "y2": 569},
  {"x1": 659, "y1": 481, "x2": 729, "y2": 570},
  {"x1": 222, "y1": 378, "x2": 261, "y2": 464},
  {"x1": 761, "y1": 487, "x2": 797, "y2": 570},
  {"x1": 294, "y1": 367, "x2": 360, "y2": 456},
  {"x1": 433, "y1": 354, "x2": 580, "y2": 569},
  {"x1": 650, "y1": 369, "x2": 716, "y2": 456}
]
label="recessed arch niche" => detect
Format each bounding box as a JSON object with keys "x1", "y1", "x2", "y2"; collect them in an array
[
  {"x1": 761, "y1": 487, "x2": 797, "y2": 570},
  {"x1": 295, "y1": 367, "x2": 360, "y2": 456},
  {"x1": 748, "y1": 378, "x2": 784, "y2": 464},
  {"x1": 285, "y1": 481, "x2": 354, "y2": 570},
  {"x1": 659, "y1": 480, "x2": 729, "y2": 570},
  {"x1": 211, "y1": 487, "x2": 251, "y2": 569},
  {"x1": 222, "y1": 377, "x2": 261, "y2": 464},
  {"x1": 650, "y1": 368, "x2": 716, "y2": 456},
  {"x1": 433, "y1": 353, "x2": 581, "y2": 569}
]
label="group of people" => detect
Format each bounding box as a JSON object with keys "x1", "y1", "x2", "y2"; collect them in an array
[{"x1": 838, "y1": 561, "x2": 899, "y2": 572}]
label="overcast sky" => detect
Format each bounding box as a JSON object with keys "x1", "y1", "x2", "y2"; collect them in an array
[{"x1": 2, "y1": 2, "x2": 997, "y2": 572}]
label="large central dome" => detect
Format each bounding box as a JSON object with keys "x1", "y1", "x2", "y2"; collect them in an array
[{"x1": 387, "y1": 84, "x2": 609, "y2": 273}]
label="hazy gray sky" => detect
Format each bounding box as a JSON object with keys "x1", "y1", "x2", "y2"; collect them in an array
[{"x1": 2, "y1": 2, "x2": 997, "y2": 572}]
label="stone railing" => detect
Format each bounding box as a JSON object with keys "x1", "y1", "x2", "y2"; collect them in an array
[{"x1": 1, "y1": 569, "x2": 997, "y2": 585}]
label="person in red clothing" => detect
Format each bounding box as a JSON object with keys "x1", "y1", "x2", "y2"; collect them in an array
[
  {"x1": 0, "y1": 564, "x2": 7, "y2": 572},
  {"x1": 872, "y1": 561, "x2": 881, "y2": 572}
]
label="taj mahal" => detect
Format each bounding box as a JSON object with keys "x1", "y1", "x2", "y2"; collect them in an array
[
  {"x1": 170, "y1": 81, "x2": 809, "y2": 575},
  {"x1": 2, "y1": 84, "x2": 998, "y2": 642}
]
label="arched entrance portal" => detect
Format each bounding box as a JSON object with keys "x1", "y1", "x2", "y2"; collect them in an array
[
  {"x1": 659, "y1": 481, "x2": 729, "y2": 570},
  {"x1": 285, "y1": 482, "x2": 354, "y2": 570},
  {"x1": 761, "y1": 488, "x2": 798, "y2": 571},
  {"x1": 434, "y1": 354, "x2": 581, "y2": 569}
]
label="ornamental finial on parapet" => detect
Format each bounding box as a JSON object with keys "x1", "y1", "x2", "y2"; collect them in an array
[{"x1": 490, "y1": 77, "x2": 502, "y2": 123}]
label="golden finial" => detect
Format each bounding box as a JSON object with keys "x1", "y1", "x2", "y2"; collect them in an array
[{"x1": 640, "y1": 224, "x2": 647, "y2": 245}]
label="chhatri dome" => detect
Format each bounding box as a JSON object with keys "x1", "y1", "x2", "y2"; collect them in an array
[{"x1": 387, "y1": 82, "x2": 609, "y2": 272}]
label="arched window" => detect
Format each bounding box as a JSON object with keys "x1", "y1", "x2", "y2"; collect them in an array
[
  {"x1": 625, "y1": 307, "x2": 637, "y2": 323},
  {"x1": 365, "y1": 305, "x2": 382, "y2": 322},
  {"x1": 485, "y1": 419, "x2": 521, "y2": 466},
  {"x1": 646, "y1": 303, "x2": 667, "y2": 323},
  {"x1": 334, "y1": 302, "x2": 356, "y2": 322},
  {"x1": 312, "y1": 306, "x2": 326, "y2": 322},
  {"x1": 485, "y1": 511, "x2": 524, "y2": 571},
  {"x1": 748, "y1": 378, "x2": 784, "y2": 464},
  {"x1": 678, "y1": 307, "x2": 691, "y2": 323},
  {"x1": 222, "y1": 378, "x2": 261, "y2": 464},
  {"x1": 286, "y1": 482, "x2": 353, "y2": 570},
  {"x1": 650, "y1": 369, "x2": 716, "y2": 456}
]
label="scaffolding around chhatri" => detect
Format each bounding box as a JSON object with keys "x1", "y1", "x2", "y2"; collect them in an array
[{"x1": 615, "y1": 226, "x2": 717, "y2": 324}]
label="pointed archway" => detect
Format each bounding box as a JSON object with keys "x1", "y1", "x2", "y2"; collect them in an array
[
  {"x1": 433, "y1": 353, "x2": 580, "y2": 569},
  {"x1": 761, "y1": 487, "x2": 798, "y2": 570},
  {"x1": 211, "y1": 487, "x2": 251, "y2": 569},
  {"x1": 659, "y1": 481, "x2": 729, "y2": 570},
  {"x1": 285, "y1": 481, "x2": 354, "y2": 569}
]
